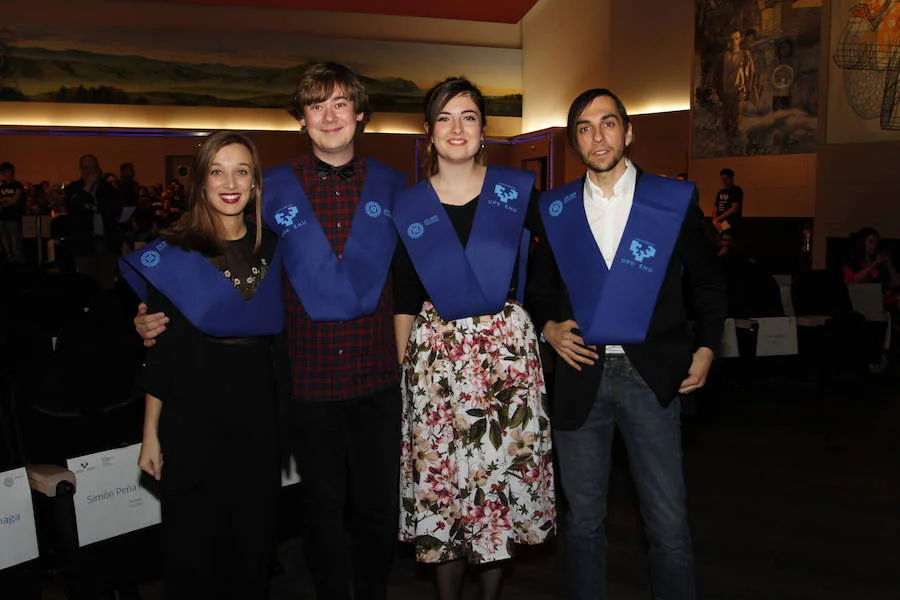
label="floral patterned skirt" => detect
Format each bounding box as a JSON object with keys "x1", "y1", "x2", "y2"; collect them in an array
[{"x1": 399, "y1": 301, "x2": 556, "y2": 564}]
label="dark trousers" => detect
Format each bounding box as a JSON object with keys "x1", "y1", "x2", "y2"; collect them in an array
[
  {"x1": 555, "y1": 355, "x2": 694, "y2": 600},
  {"x1": 292, "y1": 387, "x2": 402, "y2": 600},
  {"x1": 162, "y1": 435, "x2": 280, "y2": 600}
]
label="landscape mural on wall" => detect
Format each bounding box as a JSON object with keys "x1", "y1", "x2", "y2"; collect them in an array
[
  {"x1": 0, "y1": 21, "x2": 523, "y2": 117},
  {"x1": 692, "y1": 0, "x2": 822, "y2": 158}
]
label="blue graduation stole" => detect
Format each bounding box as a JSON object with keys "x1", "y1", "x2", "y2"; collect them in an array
[
  {"x1": 540, "y1": 173, "x2": 693, "y2": 344},
  {"x1": 120, "y1": 237, "x2": 285, "y2": 338},
  {"x1": 262, "y1": 159, "x2": 405, "y2": 321},
  {"x1": 393, "y1": 166, "x2": 534, "y2": 321}
]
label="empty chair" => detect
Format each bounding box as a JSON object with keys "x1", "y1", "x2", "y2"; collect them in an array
[
  {"x1": 19, "y1": 288, "x2": 144, "y2": 464},
  {"x1": 0, "y1": 372, "x2": 77, "y2": 600},
  {"x1": 791, "y1": 269, "x2": 880, "y2": 376},
  {"x1": 7, "y1": 290, "x2": 149, "y2": 598},
  {"x1": 726, "y1": 265, "x2": 785, "y2": 319},
  {"x1": 792, "y1": 269, "x2": 854, "y2": 317}
]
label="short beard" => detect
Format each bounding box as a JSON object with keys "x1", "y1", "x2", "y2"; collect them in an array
[{"x1": 582, "y1": 151, "x2": 624, "y2": 175}]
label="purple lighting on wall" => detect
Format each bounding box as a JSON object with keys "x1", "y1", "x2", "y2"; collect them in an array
[{"x1": 0, "y1": 127, "x2": 209, "y2": 138}]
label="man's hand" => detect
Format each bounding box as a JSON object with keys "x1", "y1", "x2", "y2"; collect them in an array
[
  {"x1": 134, "y1": 303, "x2": 169, "y2": 348},
  {"x1": 679, "y1": 347, "x2": 714, "y2": 394},
  {"x1": 542, "y1": 320, "x2": 599, "y2": 371}
]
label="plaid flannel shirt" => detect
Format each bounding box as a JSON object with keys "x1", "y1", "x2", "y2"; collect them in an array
[{"x1": 283, "y1": 154, "x2": 399, "y2": 402}]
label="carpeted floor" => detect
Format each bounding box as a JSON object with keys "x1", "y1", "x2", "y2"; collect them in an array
[{"x1": 30, "y1": 355, "x2": 900, "y2": 599}]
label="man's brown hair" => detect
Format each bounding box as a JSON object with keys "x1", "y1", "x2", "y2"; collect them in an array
[{"x1": 289, "y1": 62, "x2": 371, "y2": 136}]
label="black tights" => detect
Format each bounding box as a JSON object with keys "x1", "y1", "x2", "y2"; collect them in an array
[{"x1": 435, "y1": 559, "x2": 504, "y2": 600}]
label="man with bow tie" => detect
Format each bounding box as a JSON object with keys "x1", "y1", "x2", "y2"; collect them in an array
[
  {"x1": 262, "y1": 62, "x2": 406, "y2": 600},
  {"x1": 136, "y1": 62, "x2": 406, "y2": 600}
]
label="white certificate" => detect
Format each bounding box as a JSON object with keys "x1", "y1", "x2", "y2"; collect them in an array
[
  {"x1": 755, "y1": 317, "x2": 799, "y2": 357},
  {"x1": 848, "y1": 283, "x2": 884, "y2": 316},
  {"x1": 281, "y1": 455, "x2": 302, "y2": 487},
  {"x1": 0, "y1": 467, "x2": 40, "y2": 570},
  {"x1": 719, "y1": 318, "x2": 740, "y2": 358},
  {"x1": 67, "y1": 444, "x2": 162, "y2": 547},
  {"x1": 779, "y1": 285, "x2": 795, "y2": 316}
]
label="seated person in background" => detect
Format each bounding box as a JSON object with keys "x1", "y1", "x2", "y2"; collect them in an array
[
  {"x1": 151, "y1": 190, "x2": 183, "y2": 228},
  {"x1": 123, "y1": 189, "x2": 158, "y2": 251},
  {"x1": 123, "y1": 206, "x2": 158, "y2": 251},
  {"x1": 717, "y1": 229, "x2": 735, "y2": 257},
  {"x1": 716, "y1": 230, "x2": 783, "y2": 318},
  {"x1": 717, "y1": 229, "x2": 753, "y2": 276},
  {"x1": 137, "y1": 185, "x2": 151, "y2": 205},
  {"x1": 48, "y1": 191, "x2": 75, "y2": 272},
  {"x1": 49, "y1": 192, "x2": 68, "y2": 221},
  {"x1": 25, "y1": 182, "x2": 50, "y2": 215},
  {"x1": 843, "y1": 227, "x2": 900, "y2": 312},
  {"x1": 104, "y1": 172, "x2": 120, "y2": 191}
]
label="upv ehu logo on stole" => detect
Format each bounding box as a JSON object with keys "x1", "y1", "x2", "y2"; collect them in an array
[
  {"x1": 489, "y1": 182, "x2": 519, "y2": 213},
  {"x1": 275, "y1": 205, "x2": 299, "y2": 227},
  {"x1": 275, "y1": 204, "x2": 307, "y2": 237},
  {"x1": 622, "y1": 238, "x2": 657, "y2": 273},
  {"x1": 629, "y1": 239, "x2": 656, "y2": 263}
]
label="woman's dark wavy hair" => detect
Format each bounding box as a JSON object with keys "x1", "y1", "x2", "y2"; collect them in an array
[
  {"x1": 850, "y1": 226, "x2": 880, "y2": 262},
  {"x1": 423, "y1": 76, "x2": 487, "y2": 176}
]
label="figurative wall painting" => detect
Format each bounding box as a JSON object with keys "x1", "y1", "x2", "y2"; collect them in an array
[{"x1": 692, "y1": 0, "x2": 822, "y2": 158}]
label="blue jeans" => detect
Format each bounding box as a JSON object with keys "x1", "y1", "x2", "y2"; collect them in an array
[{"x1": 555, "y1": 354, "x2": 695, "y2": 600}]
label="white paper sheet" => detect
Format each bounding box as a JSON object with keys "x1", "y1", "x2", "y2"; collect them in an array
[
  {"x1": 0, "y1": 467, "x2": 40, "y2": 570},
  {"x1": 755, "y1": 317, "x2": 799, "y2": 357},
  {"x1": 67, "y1": 444, "x2": 162, "y2": 547}
]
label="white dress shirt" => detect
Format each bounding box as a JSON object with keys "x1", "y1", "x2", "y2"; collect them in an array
[
  {"x1": 583, "y1": 158, "x2": 636, "y2": 269},
  {"x1": 582, "y1": 159, "x2": 637, "y2": 353}
]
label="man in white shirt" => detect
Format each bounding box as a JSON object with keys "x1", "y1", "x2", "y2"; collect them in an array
[{"x1": 528, "y1": 88, "x2": 725, "y2": 600}]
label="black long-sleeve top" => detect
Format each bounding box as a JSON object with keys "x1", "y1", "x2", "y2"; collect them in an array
[{"x1": 393, "y1": 189, "x2": 542, "y2": 315}]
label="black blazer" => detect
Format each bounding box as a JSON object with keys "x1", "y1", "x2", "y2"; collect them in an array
[{"x1": 526, "y1": 170, "x2": 726, "y2": 431}]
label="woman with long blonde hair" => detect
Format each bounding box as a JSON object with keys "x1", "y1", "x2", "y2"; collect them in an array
[{"x1": 121, "y1": 131, "x2": 286, "y2": 600}]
